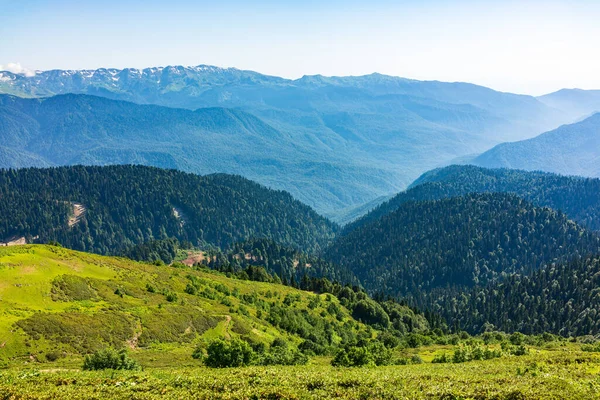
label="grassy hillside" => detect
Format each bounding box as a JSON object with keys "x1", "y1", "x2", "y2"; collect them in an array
[
  {"x1": 0, "y1": 245, "x2": 357, "y2": 366},
  {"x1": 1, "y1": 248, "x2": 600, "y2": 399},
  {"x1": 0, "y1": 165, "x2": 337, "y2": 254},
  {"x1": 346, "y1": 165, "x2": 600, "y2": 233},
  {"x1": 0, "y1": 244, "x2": 431, "y2": 368}
]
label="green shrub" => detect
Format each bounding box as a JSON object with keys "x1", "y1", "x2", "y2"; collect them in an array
[
  {"x1": 432, "y1": 353, "x2": 450, "y2": 363},
  {"x1": 331, "y1": 341, "x2": 391, "y2": 367},
  {"x1": 51, "y1": 275, "x2": 97, "y2": 302},
  {"x1": 510, "y1": 332, "x2": 525, "y2": 346},
  {"x1": 165, "y1": 292, "x2": 178, "y2": 302},
  {"x1": 352, "y1": 300, "x2": 390, "y2": 329},
  {"x1": 82, "y1": 348, "x2": 139, "y2": 371},
  {"x1": 510, "y1": 345, "x2": 529, "y2": 356},
  {"x1": 205, "y1": 338, "x2": 254, "y2": 368},
  {"x1": 581, "y1": 343, "x2": 600, "y2": 352},
  {"x1": 258, "y1": 345, "x2": 308, "y2": 366},
  {"x1": 192, "y1": 344, "x2": 205, "y2": 361},
  {"x1": 45, "y1": 351, "x2": 61, "y2": 362},
  {"x1": 410, "y1": 354, "x2": 423, "y2": 364}
]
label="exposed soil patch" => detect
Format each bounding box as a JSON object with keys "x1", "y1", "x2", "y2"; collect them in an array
[
  {"x1": 68, "y1": 203, "x2": 86, "y2": 227},
  {"x1": 0, "y1": 236, "x2": 27, "y2": 247},
  {"x1": 181, "y1": 251, "x2": 207, "y2": 267}
]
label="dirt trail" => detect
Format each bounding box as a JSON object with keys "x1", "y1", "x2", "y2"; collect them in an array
[
  {"x1": 126, "y1": 321, "x2": 142, "y2": 350},
  {"x1": 223, "y1": 315, "x2": 232, "y2": 339}
]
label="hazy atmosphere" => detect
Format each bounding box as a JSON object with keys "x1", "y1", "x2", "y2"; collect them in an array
[{"x1": 2, "y1": 0, "x2": 600, "y2": 94}]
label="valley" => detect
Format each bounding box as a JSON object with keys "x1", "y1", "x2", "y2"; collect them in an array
[{"x1": 1, "y1": 64, "x2": 600, "y2": 400}]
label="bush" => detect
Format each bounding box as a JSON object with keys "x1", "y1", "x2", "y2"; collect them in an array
[
  {"x1": 45, "y1": 351, "x2": 61, "y2": 362},
  {"x1": 411, "y1": 354, "x2": 423, "y2": 364},
  {"x1": 165, "y1": 291, "x2": 178, "y2": 302},
  {"x1": 510, "y1": 345, "x2": 529, "y2": 356},
  {"x1": 432, "y1": 353, "x2": 450, "y2": 363},
  {"x1": 581, "y1": 343, "x2": 600, "y2": 352},
  {"x1": 510, "y1": 332, "x2": 525, "y2": 346},
  {"x1": 331, "y1": 341, "x2": 391, "y2": 367},
  {"x1": 192, "y1": 344, "x2": 205, "y2": 361},
  {"x1": 352, "y1": 300, "x2": 390, "y2": 329},
  {"x1": 435, "y1": 345, "x2": 502, "y2": 364},
  {"x1": 205, "y1": 338, "x2": 254, "y2": 368},
  {"x1": 82, "y1": 348, "x2": 139, "y2": 371},
  {"x1": 258, "y1": 345, "x2": 308, "y2": 366}
]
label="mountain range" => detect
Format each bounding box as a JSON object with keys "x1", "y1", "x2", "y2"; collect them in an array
[
  {"x1": 345, "y1": 164, "x2": 600, "y2": 234},
  {"x1": 471, "y1": 113, "x2": 600, "y2": 178},
  {"x1": 0, "y1": 65, "x2": 590, "y2": 220}
]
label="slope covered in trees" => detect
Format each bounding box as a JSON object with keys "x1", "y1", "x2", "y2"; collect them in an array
[
  {"x1": 0, "y1": 165, "x2": 337, "y2": 254},
  {"x1": 434, "y1": 255, "x2": 600, "y2": 336},
  {"x1": 345, "y1": 165, "x2": 600, "y2": 233},
  {"x1": 0, "y1": 93, "x2": 398, "y2": 217},
  {"x1": 326, "y1": 193, "x2": 600, "y2": 302},
  {"x1": 208, "y1": 238, "x2": 361, "y2": 289}
]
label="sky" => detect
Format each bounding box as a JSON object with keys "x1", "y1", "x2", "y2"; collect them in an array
[{"x1": 1, "y1": 0, "x2": 599, "y2": 95}]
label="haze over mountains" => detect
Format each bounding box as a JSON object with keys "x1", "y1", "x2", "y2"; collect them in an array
[
  {"x1": 538, "y1": 89, "x2": 600, "y2": 121},
  {"x1": 471, "y1": 113, "x2": 600, "y2": 178},
  {"x1": 1, "y1": 65, "x2": 594, "y2": 220}
]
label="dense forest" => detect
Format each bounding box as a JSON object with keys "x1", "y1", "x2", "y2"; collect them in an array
[
  {"x1": 346, "y1": 165, "x2": 600, "y2": 234},
  {"x1": 123, "y1": 237, "x2": 360, "y2": 289},
  {"x1": 0, "y1": 165, "x2": 337, "y2": 254},
  {"x1": 207, "y1": 238, "x2": 361, "y2": 288},
  {"x1": 326, "y1": 193, "x2": 600, "y2": 302},
  {"x1": 433, "y1": 255, "x2": 600, "y2": 336}
]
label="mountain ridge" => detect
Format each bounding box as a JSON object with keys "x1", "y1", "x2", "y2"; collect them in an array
[{"x1": 471, "y1": 113, "x2": 600, "y2": 178}]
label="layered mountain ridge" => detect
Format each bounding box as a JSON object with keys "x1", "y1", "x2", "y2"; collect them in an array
[{"x1": 0, "y1": 65, "x2": 584, "y2": 219}]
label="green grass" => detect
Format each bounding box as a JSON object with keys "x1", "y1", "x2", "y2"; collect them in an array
[
  {"x1": 0, "y1": 244, "x2": 367, "y2": 366},
  {"x1": 1, "y1": 350, "x2": 599, "y2": 399},
  {"x1": 0, "y1": 245, "x2": 599, "y2": 398}
]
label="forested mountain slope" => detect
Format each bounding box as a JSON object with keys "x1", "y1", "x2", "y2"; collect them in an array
[
  {"x1": 212, "y1": 238, "x2": 360, "y2": 288},
  {"x1": 471, "y1": 113, "x2": 600, "y2": 178},
  {"x1": 434, "y1": 255, "x2": 600, "y2": 336},
  {"x1": 0, "y1": 65, "x2": 578, "y2": 218},
  {"x1": 326, "y1": 193, "x2": 600, "y2": 301},
  {"x1": 345, "y1": 165, "x2": 600, "y2": 233},
  {"x1": 0, "y1": 93, "x2": 397, "y2": 217},
  {"x1": 0, "y1": 165, "x2": 337, "y2": 254}
]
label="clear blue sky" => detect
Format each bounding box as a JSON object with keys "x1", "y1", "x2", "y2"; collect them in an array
[{"x1": 1, "y1": 0, "x2": 599, "y2": 95}]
